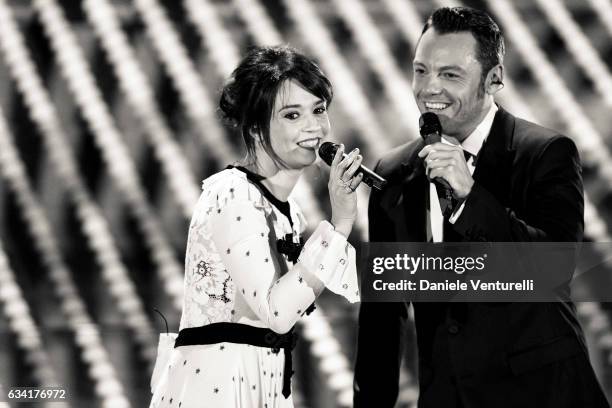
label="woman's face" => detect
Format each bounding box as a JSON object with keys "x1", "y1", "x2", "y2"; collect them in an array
[{"x1": 265, "y1": 80, "x2": 330, "y2": 169}]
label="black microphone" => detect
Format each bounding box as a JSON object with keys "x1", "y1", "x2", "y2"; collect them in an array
[
  {"x1": 419, "y1": 112, "x2": 454, "y2": 216},
  {"x1": 318, "y1": 142, "x2": 387, "y2": 191}
]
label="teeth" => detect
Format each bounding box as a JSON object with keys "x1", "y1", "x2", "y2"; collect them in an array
[
  {"x1": 425, "y1": 102, "x2": 449, "y2": 110},
  {"x1": 297, "y1": 139, "x2": 319, "y2": 148}
]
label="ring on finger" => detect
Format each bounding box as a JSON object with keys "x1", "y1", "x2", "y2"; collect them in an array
[
  {"x1": 346, "y1": 179, "x2": 358, "y2": 193},
  {"x1": 339, "y1": 178, "x2": 354, "y2": 192}
]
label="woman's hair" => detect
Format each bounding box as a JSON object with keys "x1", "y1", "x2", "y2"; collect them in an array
[{"x1": 219, "y1": 45, "x2": 333, "y2": 168}]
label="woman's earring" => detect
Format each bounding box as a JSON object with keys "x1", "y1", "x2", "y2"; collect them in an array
[{"x1": 250, "y1": 126, "x2": 260, "y2": 142}]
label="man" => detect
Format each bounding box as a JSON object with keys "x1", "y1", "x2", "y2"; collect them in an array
[{"x1": 354, "y1": 7, "x2": 610, "y2": 408}]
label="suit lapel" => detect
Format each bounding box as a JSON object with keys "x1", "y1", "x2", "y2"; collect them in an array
[
  {"x1": 381, "y1": 140, "x2": 428, "y2": 242},
  {"x1": 472, "y1": 107, "x2": 515, "y2": 208}
]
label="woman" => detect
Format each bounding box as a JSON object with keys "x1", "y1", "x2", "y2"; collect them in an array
[{"x1": 149, "y1": 45, "x2": 363, "y2": 408}]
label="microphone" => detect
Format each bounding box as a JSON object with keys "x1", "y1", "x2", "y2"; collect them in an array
[
  {"x1": 318, "y1": 142, "x2": 387, "y2": 191},
  {"x1": 419, "y1": 112, "x2": 454, "y2": 216}
]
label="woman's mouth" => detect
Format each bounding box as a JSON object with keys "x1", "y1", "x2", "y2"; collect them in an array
[{"x1": 297, "y1": 138, "x2": 321, "y2": 149}]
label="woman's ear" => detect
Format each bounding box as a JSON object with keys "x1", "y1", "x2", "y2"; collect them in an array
[
  {"x1": 248, "y1": 125, "x2": 261, "y2": 143},
  {"x1": 486, "y1": 64, "x2": 504, "y2": 94}
]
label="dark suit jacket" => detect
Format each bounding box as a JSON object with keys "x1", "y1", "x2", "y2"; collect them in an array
[{"x1": 354, "y1": 108, "x2": 610, "y2": 408}]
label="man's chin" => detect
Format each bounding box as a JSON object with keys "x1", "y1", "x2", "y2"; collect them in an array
[
  {"x1": 437, "y1": 117, "x2": 463, "y2": 138},
  {"x1": 436, "y1": 114, "x2": 452, "y2": 127}
]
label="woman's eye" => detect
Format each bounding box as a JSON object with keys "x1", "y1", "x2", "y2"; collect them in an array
[
  {"x1": 314, "y1": 106, "x2": 327, "y2": 114},
  {"x1": 284, "y1": 112, "x2": 299, "y2": 120},
  {"x1": 414, "y1": 68, "x2": 425, "y2": 75}
]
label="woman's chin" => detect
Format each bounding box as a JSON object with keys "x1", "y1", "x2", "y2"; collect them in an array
[
  {"x1": 294, "y1": 160, "x2": 316, "y2": 171},
  {"x1": 290, "y1": 149, "x2": 318, "y2": 168}
]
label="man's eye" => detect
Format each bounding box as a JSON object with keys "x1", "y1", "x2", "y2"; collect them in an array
[
  {"x1": 314, "y1": 106, "x2": 327, "y2": 114},
  {"x1": 414, "y1": 68, "x2": 425, "y2": 75},
  {"x1": 284, "y1": 112, "x2": 299, "y2": 120},
  {"x1": 443, "y1": 72, "x2": 459, "y2": 79}
]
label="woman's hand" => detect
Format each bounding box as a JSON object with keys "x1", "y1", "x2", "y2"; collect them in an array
[{"x1": 328, "y1": 144, "x2": 364, "y2": 238}]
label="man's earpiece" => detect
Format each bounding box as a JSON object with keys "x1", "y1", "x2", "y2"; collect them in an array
[
  {"x1": 487, "y1": 65, "x2": 504, "y2": 93},
  {"x1": 488, "y1": 79, "x2": 504, "y2": 93}
]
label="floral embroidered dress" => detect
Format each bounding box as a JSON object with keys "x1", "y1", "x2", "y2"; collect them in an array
[{"x1": 149, "y1": 167, "x2": 359, "y2": 408}]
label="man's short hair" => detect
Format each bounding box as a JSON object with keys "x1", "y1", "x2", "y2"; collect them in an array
[{"x1": 422, "y1": 7, "x2": 505, "y2": 79}]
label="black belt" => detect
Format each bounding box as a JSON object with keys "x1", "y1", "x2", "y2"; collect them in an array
[{"x1": 174, "y1": 322, "x2": 298, "y2": 398}]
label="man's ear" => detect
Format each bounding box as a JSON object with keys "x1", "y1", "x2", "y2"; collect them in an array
[{"x1": 485, "y1": 64, "x2": 504, "y2": 94}]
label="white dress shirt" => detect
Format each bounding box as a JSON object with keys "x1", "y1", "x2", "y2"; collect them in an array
[{"x1": 428, "y1": 103, "x2": 498, "y2": 242}]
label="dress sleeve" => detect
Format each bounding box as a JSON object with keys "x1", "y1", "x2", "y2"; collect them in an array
[
  {"x1": 297, "y1": 221, "x2": 359, "y2": 303},
  {"x1": 209, "y1": 196, "x2": 358, "y2": 334}
]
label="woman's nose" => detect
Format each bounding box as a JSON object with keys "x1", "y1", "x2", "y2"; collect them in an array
[{"x1": 302, "y1": 113, "x2": 320, "y2": 131}]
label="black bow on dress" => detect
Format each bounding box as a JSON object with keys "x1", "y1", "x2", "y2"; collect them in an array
[
  {"x1": 276, "y1": 233, "x2": 316, "y2": 316},
  {"x1": 276, "y1": 233, "x2": 304, "y2": 264}
]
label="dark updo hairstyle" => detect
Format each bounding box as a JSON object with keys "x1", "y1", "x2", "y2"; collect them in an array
[
  {"x1": 219, "y1": 45, "x2": 333, "y2": 168},
  {"x1": 422, "y1": 7, "x2": 505, "y2": 89}
]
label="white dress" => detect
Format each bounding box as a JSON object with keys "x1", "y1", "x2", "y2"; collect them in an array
[{"x1": 149, "y1": 167, "x2": 359, "y2": 408}]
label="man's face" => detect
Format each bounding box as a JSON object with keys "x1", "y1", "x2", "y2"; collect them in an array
[{"x1": 412, "y1": 29, "x2": 492, "y2": 141}]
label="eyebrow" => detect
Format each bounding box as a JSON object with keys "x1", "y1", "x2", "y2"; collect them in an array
[
  {"x1": 412, "y1": 61, "x2": 467, "y2": 73},
  {"x1": 277, "y1": 99, "x2": 325, "y2": 113},
  {"x1": 438, "y1": 65, "x2": 467, "y2": 73}
]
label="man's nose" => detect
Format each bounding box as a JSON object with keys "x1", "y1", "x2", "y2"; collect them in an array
[{"x1": 421, "y1": 75, "x2": 443, "y2": 95}]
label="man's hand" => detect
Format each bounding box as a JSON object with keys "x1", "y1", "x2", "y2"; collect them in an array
[{"x1": 418, "y1": 142, "x2": 474, "y2": 199}]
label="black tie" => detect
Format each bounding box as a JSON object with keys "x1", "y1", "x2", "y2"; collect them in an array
[
  {"x1": 443, "y1": 149, "x2": 473, "y2": 241},
  {"x1": 463, "y1": 149, "x2": 473, "y2": 163}
]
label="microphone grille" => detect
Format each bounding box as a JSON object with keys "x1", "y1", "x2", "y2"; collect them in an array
[
  {"x1": 318, "y1": 142, "x2": 338, "y2": 166},
  {"x1": 419, "y1": 112, "x2": 441, "y2": 138}
]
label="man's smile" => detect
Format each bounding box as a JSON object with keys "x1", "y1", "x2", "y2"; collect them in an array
[{"x1": 424, "y1": 101, "x2": 451, "y2": 111}]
